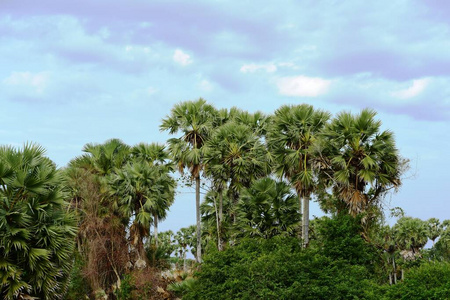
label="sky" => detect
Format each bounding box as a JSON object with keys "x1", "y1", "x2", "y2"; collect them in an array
[{"x1": 1, "y1": 0, "x2": 449, "y2": 233}]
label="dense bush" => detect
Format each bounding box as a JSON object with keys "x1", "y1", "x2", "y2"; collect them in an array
[
  {"x1": 383, "y1": 262, "x2": 450, "y2": 300},
  {"x1": 185, "y1": 216, "x2": 382, "y2": 300}
]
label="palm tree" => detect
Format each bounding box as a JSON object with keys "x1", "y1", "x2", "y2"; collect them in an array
[
  {"x1": 130, "y1": 143, "x2": 175, "y2": 247},
  {"x1": 0, "y1": 144, "x2": 77, "y2": 300},
  {"x1": 174, "y1": 226, "x2": 196, "y2": 271},
  {"x1": 318, "y1": 109, "x2": 404, "y2": 223},
  {"x1": 108, "y1": 159, "x2": 175, "y2": 266},
  {"x1": 267, "y1": 104, "x2": 330, "y2": 247},
  {"x1": 65, "y1": 139, "x2": 131, "y2": 293},
  {"x1": 235, "y1": 178, "x2": 300, "y2": 239},
  {"x1": 393, "y1": 217, "x2": 428, "y2": 276},
  {"x1": 204, "y1": 122, "x2": 270, "y2": 225},
  {"x1": 160, "y1": 98, "x2": 218, "y2": 263}
]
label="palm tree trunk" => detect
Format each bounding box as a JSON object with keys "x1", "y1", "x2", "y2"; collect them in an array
[
  {"x1": 393, "y1": 256, "x2": 397, "y2": 284},
  {"x1": 183, "y1": 248, "x2": 187, "y2": 272},
  {"x1": 154, "y1": 213, "x2": 159, "y2": 248},
  {"x1": 218, "y1": 190, "x2": 223, "y2": 251},
  {"x1": 297, "y1": 194, "x2": 302, "y2": 241},
  {"x1": 212, "y1": 193, "x2": 221, "y2": 251},
  {"x1": 195, "y1": 175, "x2": 202, "y2": 263},
  {"x1": 302, "y1": 195, "x2": 310, "y2": 248},
  {"x1": 230, "y1": 191, "x2": 236, "y2": 224}
]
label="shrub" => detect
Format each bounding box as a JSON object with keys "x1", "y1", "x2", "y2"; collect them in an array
[
  {"x1": 384, "y1": 262, "x2": 450, "y2": 300},
  {"x1": 185, "y1": 235, "x2": 380, "y2": 300}
]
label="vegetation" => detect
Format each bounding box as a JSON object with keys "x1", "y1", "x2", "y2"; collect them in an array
[
  {"x1": 1, "y1": 100, "x2": 449, "y2": 299},
  {"x1": 0, "y1": 144, "x2": 77, "y2": 299}
]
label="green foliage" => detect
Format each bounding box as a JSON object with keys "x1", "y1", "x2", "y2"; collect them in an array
[
  {"x1": 0, "y1": 144, "x2": 77, "y2": 299},
  {"x1": 384, "y1": 262, "x2": 450, "y2": 299},
  {"x1": 318, "y1": 109, "x2": 404, "y2": 217},
  {"x1": 167, "y1": 278, "x2": 196, "y2": 297},
  {"x1": 66, "y1": 253, "x2": 90, "y2": 300},
  {"x1": 116, "y1": 274, "x2": 134, "y2": 300},
  {"x1": 431, "y1": 220, "x2": 450, "y2": 261},
  {"x1": 235, "y1": 178, "x2": 300, "y2": 239},
  {"x1": 312, "y1": 214, "x2": 379, "y2": 267},
  {"x1": 393, "y1": 216, "x2": 428, "y2": 253},
  {"x1": 185, "y1": 216, "x2": 382, "y2": 300}
]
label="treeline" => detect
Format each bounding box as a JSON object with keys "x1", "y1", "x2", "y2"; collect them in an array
[{"x1": 1, "y1": 99, "x2": 449, "y2": 299}]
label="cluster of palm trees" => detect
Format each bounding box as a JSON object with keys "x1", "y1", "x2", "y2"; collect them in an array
[
  {"x1": 376, "y1": 212, "x2": 450, "y2": 284},
  {"x1": 0, "y1": 98, "x2": 408, "y2": 298},
  {"x1": 64, "y1": 139, "x2": 176, "y2": 295},
  {"x1": 161, "y1": 98, "x2": 405, "y2": 262}
]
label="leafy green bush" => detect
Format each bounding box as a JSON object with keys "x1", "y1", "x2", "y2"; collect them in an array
[
  {"x1": 185, "y1": 234, "x2": 380, "y2": 299},
  {"x1": 384, "y1": 262, "x2": 450, "y2": 300},
  {"x1": 312, "y1": 214, "x2": 379, "y2": 268}
]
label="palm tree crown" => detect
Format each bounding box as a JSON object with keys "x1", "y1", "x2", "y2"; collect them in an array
[
  {"x1": 0, "y1": 144, "x2": 77, "y2": 300},
  {"x1": 318, "y1": 109, "x2": 403, "y2": 217}
]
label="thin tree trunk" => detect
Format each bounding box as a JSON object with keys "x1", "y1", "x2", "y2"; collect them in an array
[
  {"x1": 154, "y1": 213, "x2": 159, "y2": 248},
  {"x1": 195, "y1": 176, "x2": 202, "y2": 263},
  {"x1": 393, "y1": 256, "x2": 397, "y2": 284},
  {"x1": 212, "y1": 193, "x2": 220, "y2": 251},
  {"x1": 218, "y1": 190, "x2": 223, "y2": 251},
  {"x1": 298, "y1": 194, "x2": 302, "y2": 241},
  {"x1": 302, "y1": 195, "x2": 310, "y2": 248},
  {"x1": 230, "y1": 191, "x2": 236, "y2": 225},
  {"x1": 183, "y1": 248, "x2": 187, "y2": 272},
  {"x1": 401, "y1": 268, "x2": 404, "y2": 281}
]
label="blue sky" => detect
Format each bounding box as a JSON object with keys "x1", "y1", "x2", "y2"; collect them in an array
[{"x1": 1, "y1": 0, "x2": 449, "y2": 232}]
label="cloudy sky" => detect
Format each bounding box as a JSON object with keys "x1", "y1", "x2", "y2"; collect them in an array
[{"x1": 1, "y1": 0, "x2": 449, "y2": 231}]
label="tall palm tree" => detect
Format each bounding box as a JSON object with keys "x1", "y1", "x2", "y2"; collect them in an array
[
  {"x1": 318, "y1": 109, "x2": 403, "y2": 222},
  {"x1": 65, "y1": 139, "x2": 131, "y2": 292},
  {"x1": 108, "y1": 159, "x2": 175, "y2": 266},
  {"x1": 130, "y1": 143, "x2": 175, "y2": 247},
  {"x1": 203, "y1": 109, "x2": 269, "y2": 250},
  {"x1": 160, "y1": 98, "x2": 218, "y2": 263},
  {"x1": 204, "y1": 122, "x2": 270, "y2": 225},
  {"x1": 267, "y1": 104, "x2": 330, "y2": 247},
  {"x1": 0, "y1": 144, "x2": 77, "y2": 300}
]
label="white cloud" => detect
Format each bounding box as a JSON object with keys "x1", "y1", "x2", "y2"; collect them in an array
[
  {"x1": 391, "y1": 78, "x2": 430, "y2": 99},
  {"x1": 199, "y1": 79, "x2": 213, "y2": 92},
  {"x1": 173, "y1": 49, "x2": 192, "y2": 66},
  {"x1": 276, "y1": 75, "x2": 331, "y2": 97},
  {"x1": 240, "y1": 63, "x2": 277, "y2": 73},
  {"x1": 3, "y1": 71, "x2": 49, "y2": 93}
]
